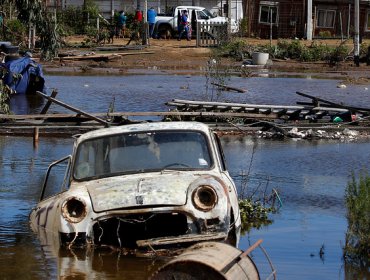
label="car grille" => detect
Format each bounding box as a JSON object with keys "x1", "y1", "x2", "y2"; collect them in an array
[{"x1": 92, "y1": 212, "x2": 190, "y2": 248}]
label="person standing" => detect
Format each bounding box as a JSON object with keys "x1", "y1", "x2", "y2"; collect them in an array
[
  {"x1": 116, "y1": 10, "x2": 127, "y2": 38},
  {"x1": 178, "y1": 10, "x2": 190, "y2": 41},
  {"x1": 147, "y1": 7, "x2": 157, "y2": 39}
]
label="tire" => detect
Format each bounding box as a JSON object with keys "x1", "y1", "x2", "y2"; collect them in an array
[{"x1": 157, "y1": 24, "x2": 172, "y2": 39}]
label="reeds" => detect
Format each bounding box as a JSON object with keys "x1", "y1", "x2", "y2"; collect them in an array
[{"x1": 343, "y1": 171, "x2": 370, "y2": 267}]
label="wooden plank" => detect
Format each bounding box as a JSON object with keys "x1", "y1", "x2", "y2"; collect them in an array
[
  {"x1": 296, "y1": 101, "x2": 316, "y2": 106},
  {"x1": 211, "y1": 82, "x2": 247, "y2": 93},
  {"x1": 312, "y1": 106, "x2": 348, "y2": 112},
  {"x1": 170, "y1": 99, "x2": 304, "y2": 110},
  {"x1": 296, "y1": 91, "x2": 370, "y2": 113},
  {"x1": 59, "y1": 51, "x2": 154, "y2": 61},
  {"x1": 299, "y1": 110, "x2": 311, "y2": 116},
  {"x1": 0, "y1": 110, "x2": 280, "y2": 119},
  {"x1": 315, "y1": 111, "x2": 327, "y2": 118},
  {"x1": 35, "y1": 91, "x2": 109, "y2": 126},
  {"x1": 137, "y1": 232, "x2": 227, "y2": 247},
  {"x1": 272, "y1": 108, "x2": 287, "y2": 114},
  {"x1": 286, "y1": 109, "x2": 301, "y2": 115},
  {"x1": 40, "y1": 89, "x2": 58, "y2": 114},
  {"x1": 60, "y1": 53, "x2": 122, "y2": 61},
  {"x1": 258, "y1": 108, "x2": 271, "y2": 114}
]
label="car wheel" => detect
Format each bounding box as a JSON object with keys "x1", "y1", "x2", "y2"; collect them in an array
[{"x1": 157, "y1": 25, "x2": 172, "y2": 39}]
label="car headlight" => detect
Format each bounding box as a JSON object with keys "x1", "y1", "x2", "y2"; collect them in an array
[
  {"x1": 192, "y1": 185, "x2": 218, "y2": 211},
  {"x1": 62, "y1": 197, "x2": 87, "y2": 223}
]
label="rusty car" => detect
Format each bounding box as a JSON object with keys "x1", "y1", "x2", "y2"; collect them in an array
[{"x1": 29, "y1": 121, "x2": 241, "y2": 251}]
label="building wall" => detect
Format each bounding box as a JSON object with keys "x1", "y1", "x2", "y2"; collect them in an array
[
  {"x1": 248, "y1": 0, "x2": 305, "y2": 39},
  {"x1": 47, "y1": 0, "x2": 243, "y2": 21},
  {"x1": 312, "y1": 1, "x2": 370, "y2": 39}
]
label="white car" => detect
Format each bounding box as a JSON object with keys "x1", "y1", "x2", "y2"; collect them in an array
[
  {"x1": 30, "y1": 122, "x2": 241, "y2": 251},
  {"x1": 155, "y1": 6, "x2": 239, "y2": 37}
]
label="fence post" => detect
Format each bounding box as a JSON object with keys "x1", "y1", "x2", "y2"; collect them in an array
[{"x1": 196, "y1": 21, "x2": 200, "y2": 47}]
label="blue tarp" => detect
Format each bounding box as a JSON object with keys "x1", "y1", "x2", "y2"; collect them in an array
[{"x1": 1, "y1": 56, "x2": 46, "y2": 95}]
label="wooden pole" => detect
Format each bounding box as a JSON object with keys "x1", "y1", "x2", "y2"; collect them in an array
[
  {"x1": 33, "y1": 127, "x2": 39, "y2": 148},
  {"x1": 40, "y1": 89, "x2": 58, "y2": 114},
  {"x1": 354, "y1": 0, "x2": 360, "y2": 66}
]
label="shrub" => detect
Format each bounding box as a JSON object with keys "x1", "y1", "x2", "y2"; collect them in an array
[
  {"x1": 56, "y1": 0, "x2": 100, "y2": 35},
  {"x1": 318, "y1": 30, "x2": 332, "y2": 38},
  {"x1": 300, "y1": 42, "x2": 331, "y2": 62},
  {"x1": 238, "y1": 17, "x2": 248, "y2": 37},
  {"x1": 4, "y1": 19, "x2": 26, "y2": 44},
  {"x1": 0, "y1": 79, "x2": 16, "y2": 114},
  {"x1": 344, "y1": 171, "x2": 370, "y2": 267},
  {"x1": 328, "y1": 44, "x2": 350, "y2": 65},
  {"x1": 239, "y1": 198, "x2": 274, "y2": 233}
]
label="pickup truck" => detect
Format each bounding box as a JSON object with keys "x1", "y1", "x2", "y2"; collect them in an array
[{"x1": 155, "y1": 6, "x2": 238, "y2": 38}]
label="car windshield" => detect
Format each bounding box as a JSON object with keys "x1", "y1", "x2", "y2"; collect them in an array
[
  {"x1": 73, "y1": 130, "x2": 213, "y2": 180},
  {"x1": 202, "y1": 8, "x2": 216, "y2": 18}
]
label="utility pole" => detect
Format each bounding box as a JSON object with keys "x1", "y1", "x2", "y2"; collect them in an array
[
  {"x1": 306, "y1": 0, "x2": 312, "y2": 40},
  {"x1": 227, "y1": 0, "x2": 231, "y2": 37},
  {"x1": 354, "y1": 0, "x2": 360, "y2": 66},
  {"x1": 144, "y1": 0, "x2": 148, "y2": 45}
]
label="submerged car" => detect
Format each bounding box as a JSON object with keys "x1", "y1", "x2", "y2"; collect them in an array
[{"x1": 30, "y1": 122, "x2": 241, "y2": 251}]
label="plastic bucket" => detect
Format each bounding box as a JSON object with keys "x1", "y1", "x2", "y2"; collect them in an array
[{"x1": 252, "y1": 52, "x2": 269, "y2": 65}]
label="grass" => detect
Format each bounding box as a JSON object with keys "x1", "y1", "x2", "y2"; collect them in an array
[{"x1": 343, "y1": 171, "x2": 370, "y2": 267}]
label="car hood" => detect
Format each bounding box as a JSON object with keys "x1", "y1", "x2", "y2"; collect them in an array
[
  {"x1": 210, "y1": 16, "x2": 228, "y2": 23},
  {"x1": 84, "y1": 172, "x2": 202, "y2": 212}
]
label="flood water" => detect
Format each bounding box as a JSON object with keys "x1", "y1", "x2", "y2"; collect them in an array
[{"x1": 2, "y1": 73, "x2": 370, "y2": 279}]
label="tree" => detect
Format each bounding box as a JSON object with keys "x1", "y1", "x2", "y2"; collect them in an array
[{"x1": 15, "y1": 0, "x2": 60, "y2": 60}]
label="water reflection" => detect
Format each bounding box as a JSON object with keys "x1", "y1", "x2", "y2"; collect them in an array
[
  {"x1": 36, "y1": 227, "x2": 167, "y2": 280},
  {"x1": 1, "y1": 134, "x2": 369, "y2": 279},
  {"x1": 9, "y1": 92, "x2": 45, "y2": 115},
  {"x1": 9, "y1": 75, "x2": 369, "y2": 116}
]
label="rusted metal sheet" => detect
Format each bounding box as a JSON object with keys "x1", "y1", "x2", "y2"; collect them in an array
[
  {"x1": 137, "y1": 232, "x2": 227, "y2": 247},
  {"x1": 150, "y1": 241, "x2": 262, "y2": 280}
]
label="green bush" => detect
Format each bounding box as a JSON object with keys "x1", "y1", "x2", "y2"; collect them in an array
[
  {"x1": 344, "y1": 171, "x2": 370, "y2": 267},
  {"x1": 277, "y1": 39, "x2": 304, "y2": 59},
  {"x1": 56, "y1": 0, "x2": 100, "y2": 35},
  {"x1": 239, "y1": 198, "x2": 275, "y2": 233},
  {"x1": 300, "y1": 42, "x2": 331, "y2": 62},
  {"x1": 218, "y1": 38, "x2": 352, "y2": 63},
  {"x1": 318, "y1": 30, "x2": 332, "y2": 38},
  {"x1": 238, "y1": 17, "x2": 248, "y2": 37},
  {"x1": 3, "y1": 19, "x2": 26, "y2": 44},
  {"x1": 328, "y1": 44, "x2": 350, "y2": 65},
  {"x1": 0, "y1": 79, "x2": 15, "y2": 114}
]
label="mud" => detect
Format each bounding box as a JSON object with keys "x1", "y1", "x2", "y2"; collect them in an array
[{"x1": 41, "y1": 37, "x2": 370, "y2": 78}]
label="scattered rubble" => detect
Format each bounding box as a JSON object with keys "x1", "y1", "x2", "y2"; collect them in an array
[{"x1": 258, "y1": 126, "x2": 364, "y2": 141}]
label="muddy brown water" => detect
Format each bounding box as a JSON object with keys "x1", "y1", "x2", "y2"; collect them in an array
[{"x1": 2, "y1": 74, "x2": 370, "y2": 279}]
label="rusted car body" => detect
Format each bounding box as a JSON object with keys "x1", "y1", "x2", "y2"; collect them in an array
[{"x1": 30, "y1": 122, "x2": 241, "y2": 251}]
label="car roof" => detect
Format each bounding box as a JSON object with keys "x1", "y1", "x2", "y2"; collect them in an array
[
  {"x1": 176, "y1": 6, "x2": 205, "y2": 11},
  {"x1": 76, "y1": 121, "x2": 211, "y2": 143}
]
